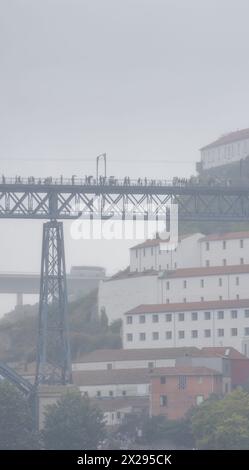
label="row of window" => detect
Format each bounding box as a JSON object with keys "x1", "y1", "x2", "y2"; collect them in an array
[
  {"x1": 205, "y1": 258, "x2": 244, "y2": 267},
  {"x1": 126, "y1": 327, "x2": 249, "y2": 342},
  {"x1": 205, "y1": 239, "x2": 244, "y2": 251},
  {"x1": 88, "y1": 390, "x2": 128, "y2": 398},
  {"x1": 126, "y1": 309, "x2": 249, "y2": 325},
  {"x1": 160, "y1": 394, "x2": 204, "y2": 407},
  {"x1": 166, "y1": 276, "x2": 242, "y2": 290}
]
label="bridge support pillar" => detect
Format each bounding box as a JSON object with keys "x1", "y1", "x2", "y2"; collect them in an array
[
  {"x1": 16, "y1": 292, "x2": 23, "y2": 307},
  {"x1": 35, "y1": 220, "x2": 72, "y2": 386}
]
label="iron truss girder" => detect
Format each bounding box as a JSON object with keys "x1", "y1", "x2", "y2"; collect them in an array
[{"x1": 1, "y1": 183, "x2": 249, "y2": 221}]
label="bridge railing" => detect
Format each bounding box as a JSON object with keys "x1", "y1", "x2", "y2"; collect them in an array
[{"x1": 0, "y1": 176, "x2": 242, "y2": 188}]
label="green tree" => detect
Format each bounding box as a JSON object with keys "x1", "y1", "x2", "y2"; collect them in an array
[
  {"x1": 0, "y1": 380, "x2": 39, "y2": 449},
  {"x1": 191, "y1": 389, "x2": 249, "y2": 449},
  {"x1": 42, "y1": 390, "x2": 106, "y2": 449}
]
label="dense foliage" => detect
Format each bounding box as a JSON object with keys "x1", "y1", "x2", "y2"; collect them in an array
[{"x1": 42, "y1": 390, "x2": 105, "y2": 449}]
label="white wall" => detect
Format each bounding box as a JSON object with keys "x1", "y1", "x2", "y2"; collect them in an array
[
  {"x1": 130, "y1": 234, "x2": 203, "y2": 273},
  {"x1": 201, "y1": 137, "x2": 249, "y2": 170},
  {"x1": 99, "y1": 269, "x2": 249, "y2": 323},
  {"x1": 78, "y1": 382, "x2": 149, "y2": 398},
  {"x1": 123, "y1": 306, "x2": 249, "y2": 355},
  {"x1": 98, "y1": 275, "x2": 159, "y2": 322},
  {"x1": 161, "y1": 272, "x2": 249, "y2": 304},
  {"x1": 200, "y1": 238, "x2": 249, "y2": 267},
  {"x1": 73, "y1": 358, "x2": 175, "y2": 372}
]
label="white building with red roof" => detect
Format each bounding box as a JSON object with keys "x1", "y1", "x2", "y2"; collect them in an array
[{"x1": 199, "y1": 128, "x2": 249, "y2": 171}]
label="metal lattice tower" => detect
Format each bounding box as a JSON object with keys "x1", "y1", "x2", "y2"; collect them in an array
[{"x1": 35, "y1": 220, "x2": 72, "y2": 386}]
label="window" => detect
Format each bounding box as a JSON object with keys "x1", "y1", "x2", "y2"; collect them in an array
[
  {"x1": 122, "y1": 390, "x2": 126, "y2": 396},
  {"x1": 192, "y1": 312, "x2": 198, "y2": 321},
  {"x1": 236, "y1": 277, "x2": 240, "y2": 286},
  {"x1": 174, "y1": 262, "x2": 177, "y2": 269},
  {"x1": 231, "y1": 328, "x2": 238, "y2": 336},
  {"x1": 240, "y1": 258, "x2": 244, "y2": 265},
  {"x1": 197, "y1": 376, "x2": 203, "y2": 384},
  {"x1": 159, "y1": 264, "x2": 161, "y2": 271},
  {"x1": 201, "y1": 279, "x2": 204, "y2": 288},
  {"x1": 204, "y1": 311, "x2": 211, "y2": 320},
  {"x1": 151, "y1": 247, "x2": 154, "y2": 255},
  {"x1": 126, "y1": 316, "x2": 133, "y2": 324},
  {"x1": 223, "y1": 240, "x2": 226, "y2": 250},
  {"x1": 218, "y1": 329, "x2": 224, "y2": 337},
  {"x1": 148, "y1": 362, "x2": 154, "y2": 368},
  {"x1": 136, "y1": 249, "x2": 138, "y2": 258},
  {"x1": 231, "y1": 310, "x2": 237, "y2": 319},
  {"x1": 223, "y1": 259, "x2": 227, "y2": 266},
  {"x1": 178, "y1": 330, "x2": 185, "y2": 339},
  {"x1": 165, "y1": 331, "x2": 172, "y2": 340},
  {"x1": 196, "y1": 395, "x2": 204, "y2": 405},
  {"x1": 139, "y1": 333, "x2": 146, "y2": 341},
  {"x1": 152, "y1": 314, "x2": 159, "y2": 323},
  {"x1": 166, "y1": 281, "x2": 170, "y2": 290},
  {"x1": 107, "y1": 363, "x2": 112, "y2": 370},
  {"x1": 152, "y1": 332, "x2": 159, "y2": 340},
  {"x1": 83, "y1": 391, "x2": 89, "y2": 397},
  {"x1": 240, "y1": 239, "x2": 244, "y2": 248},
  {"x1": 178, "y1": 313, "x2": 185, "y2": 321},
  {"x1": 117, "y1": 412, "x2": 121, "y2": 419},
  {"x1": 219, "y1": 296, "x2": 223, "y2": 301},
  {"x1": 245, "y1": 328, "x2": 249, "y2": 336},
  {"x1": 160, "y1": 395, "x2": 168, "y2": 407},
  {"x1": 96, "y1": 391, "x2": 101, "y2": 397},
  {"x1": 109, "y1": 390, "x2": 114, "y2": 397},
  {"x1": 165, "y1": 313, "x2": 172, "y2": 322},
  {"x1": 206, "y1": 260, "x2": 210, "y2": 267},
  {"x1": 183, "y1": 280, "x2": 187, "y2": 288},
  {"x1": 126, "y1": 333, "x2": 133, "y2": 342},
  {"x1": 245, "y1": 309, "x2": 249, "y2": 318},
  {"x1": 166, "y1": 298, "x2": 170, "y2": 304},
  {"x1": 217, "y1": 310, "x2": 224, "y2": 320},
  {"x1": 143, "y1": 248, "x2": 146, "y2": 256},
  {"x1": 219, "y1": 278, "x2": 222, "y2": 287},
  {"x1": 183, "y1": 297, "x2": 187, "y2": 303},
  {"x1": 160, "y1": 376, "x2": 166, "y2": 385},
  {"x1": 201, "y1": 297, "x2": 204, "y2": 302},
  {"x1": 236, "y1": 294, "x2": 240, "y2": 300},
  {"x1": 178, "y1": 376, "x2": 187, "y2": 390},
  {"x1": 192, "y1": 330, "x2": 198, "y2": 338},
  {"x1": 204, "y1": 329, "x2": 211, "y2": 338},
  {"x1": 206, "y1": 242, "x2": 210, "y2": 251},
  {"x1": 139, "y1": 315, "x2": 146, "y2": 324}
]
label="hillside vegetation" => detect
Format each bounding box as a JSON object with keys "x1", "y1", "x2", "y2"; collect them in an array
[{"x1": 0, "y1": 289, "x2": 122, "y2": 364}]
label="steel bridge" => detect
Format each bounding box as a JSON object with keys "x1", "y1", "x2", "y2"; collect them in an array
[
  {"x1": 1, "y1": 177, "x2": 249, "y2": 390},
  {"x1": 1, "y1": 178, "x2": 249, "y2": 221}
]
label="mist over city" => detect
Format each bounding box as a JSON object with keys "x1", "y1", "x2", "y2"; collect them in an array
[{"x1": 1, "y1": 0, "x2": 249, "y2": 460}]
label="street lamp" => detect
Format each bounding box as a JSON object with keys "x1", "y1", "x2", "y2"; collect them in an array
[{"x1": 96, "y1": 153, "x2": 107, "y2": 183}]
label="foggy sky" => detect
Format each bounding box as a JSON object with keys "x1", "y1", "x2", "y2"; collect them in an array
[{"x1": 1, "y1": 0, "x2": 249, "y2": 314}]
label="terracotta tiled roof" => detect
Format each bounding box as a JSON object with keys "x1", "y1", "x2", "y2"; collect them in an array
[
  {"x1": 125, "y1": 298, "x2": 249, "y2": 315},
  {"x1": 162, "y1": 264, "x2": 249, "y2": 279},
  {"x1": 151, "y1": 366, "x2": 221, "y2": 377},
  {"x1": 130, "y1": 233, "x2": 197, "y2": 250},
  {"x1": 200, "y1": 347, "x2": 247, "y2": 360},
  {"x1": 200, "y1": 231, "x2": 249, "y2": 242},
  {"x1": 73, "y1": 347, "x2": 200, "y2": 364},
  {"x1": 200, "y1": 128, "x2": 249, "y2": 151}
]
